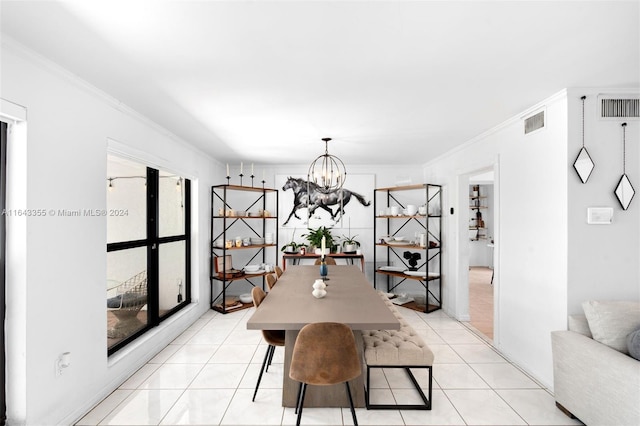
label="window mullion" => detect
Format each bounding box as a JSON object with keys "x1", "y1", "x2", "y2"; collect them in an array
[{"x1": 147, "y1": 168, "x2": 159, "y2": 326}]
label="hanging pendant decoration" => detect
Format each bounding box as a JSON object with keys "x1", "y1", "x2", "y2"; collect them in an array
[
  {"x1": 573, "y1": 96, "x2": 595, "y2": 183},
  {"x1": 614, "y1": 122, "x2": 635, "y2": 210}
]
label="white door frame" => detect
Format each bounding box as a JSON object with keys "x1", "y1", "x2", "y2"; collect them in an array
[{"x1": 454, "y1": 159, "x2": 500, "y2": 345}]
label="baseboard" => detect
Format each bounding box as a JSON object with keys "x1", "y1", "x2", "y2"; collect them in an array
[{"x1": 555, "y1": 401, "x2": 577, "y2": 419}]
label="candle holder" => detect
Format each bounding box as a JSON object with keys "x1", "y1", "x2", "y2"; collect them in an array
[
  {"x1": 239, "y1": 173, "x2": 244, "y2": 186},
  {"x1": 262, "y1": 179, "x2": 266, "y2": 189},
  {"x1": 250, "y1": 174, "x2": 255, "y2": 187},
  {"x1": 226, "y1": 175, "x2": 230, "y2": 185},
  {"x1": 319, "y1": 258, "x2": 329, "y2": 281}
]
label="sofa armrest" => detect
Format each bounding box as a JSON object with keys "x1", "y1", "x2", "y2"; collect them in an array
[{"x1": 551, "y1": 330, "x2": 640, "y2": 426}]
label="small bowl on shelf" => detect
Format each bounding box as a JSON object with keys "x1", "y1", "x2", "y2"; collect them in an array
[
  {"x1": 394, "y1": 236, "x2": 406, "y2": 241},
  {"x1": 244, "y1": 264, "x2": 260, "y2": 273},
  {"x1": 239, "y1": 293, "x2": 253, "y2": 304}
]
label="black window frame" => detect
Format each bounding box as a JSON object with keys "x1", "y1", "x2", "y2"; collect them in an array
[{"x1": 107, "y1": 164, "x2": 191, "y2": 356}]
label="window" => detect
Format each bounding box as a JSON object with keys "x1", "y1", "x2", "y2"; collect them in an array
[{"x1": 106, "y1": 155, "x2": 191, "y2": 355}]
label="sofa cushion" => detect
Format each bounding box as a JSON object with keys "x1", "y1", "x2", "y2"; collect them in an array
[
  {"x1": 568, "y1": 315, "x2": 592, "y2": 337},
  {"x1": 582, "y1": 301, "x2": 640, "y2": 354},
  {"x1": 627, "y1": 328, "x2": 640, "y2": 361}
]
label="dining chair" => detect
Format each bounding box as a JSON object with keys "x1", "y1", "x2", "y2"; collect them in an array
[
  {"x1": 274, "y1": 265, "x2": 283, "y2": 278},
  {"x1": 314, "y1": 257, "x2": 337, "y2": 265},
  {"x1": 289, "y1": 322, "x2": 361, "y2": 426},
  {"x1": 251, "y1": 287, "x2": 285, "y2": 402},
  {"x1": 266, "y1": 273, "x2": 277, "y2": 290}
]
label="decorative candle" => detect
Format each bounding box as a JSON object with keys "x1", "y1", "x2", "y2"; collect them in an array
[
  {"x1": 321, "y1": 236, "x2": 326, "y2": 254},
  {"x1": 251, "y1": 163, "x2": 254, "y2": 175},
  {"x1": 240, "y1": 162, "x2": 243, "y2": 174},
  {"x1": 226, "y1": 163, "x2": 229, "y2": 176}
]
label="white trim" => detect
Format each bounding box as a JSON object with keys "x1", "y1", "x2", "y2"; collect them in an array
[
  {"x1": 2, "y1": 37, "x2": 214, "y2": 162},
  {"x1": 424, "y1": 89, "x2": 568, "y2": 168},
  {"x1": 107, "y1": 138, "x2": 198, "y2": 181},
  {"x1": 0, "y1": 98, "x2": 27, "y2": 123}
]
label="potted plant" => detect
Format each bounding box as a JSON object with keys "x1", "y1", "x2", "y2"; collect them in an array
[
  {"x1": 302, "y1": 226, "x2": 334, "y2": 255},
  {"x1": 281, "y1": 228, "x2": 302, "y2": 253},
  {"x1": 340, "y1": 234, "x2": 360, "y2": 253}
]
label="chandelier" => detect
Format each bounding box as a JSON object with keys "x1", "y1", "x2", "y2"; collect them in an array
[{"x1": 307, "y1": 137, "x2": 347, "y2": 192}]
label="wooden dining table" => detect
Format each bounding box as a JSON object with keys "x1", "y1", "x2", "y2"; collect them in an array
[{"x1": 246, "y1": 265, "x2": 401, "y2": 408}]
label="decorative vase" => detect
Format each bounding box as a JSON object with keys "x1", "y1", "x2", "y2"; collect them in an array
[
  {"x1": 313, "y1": 279, "x2": 326, "y2": 290},
  {"x1": 319, "y1": 259, "x2": 328, "y2": 278},
  {"x1": 312, "y1": 288, "x2": 327, "y2": 298}
]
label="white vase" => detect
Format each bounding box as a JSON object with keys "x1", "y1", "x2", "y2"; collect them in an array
[
  {"x1": 312, "y1": 288, "x2": 327, "y2": 298},
  {"x1": 312, "y1": 279, "x2": 326, "y2": 290}
]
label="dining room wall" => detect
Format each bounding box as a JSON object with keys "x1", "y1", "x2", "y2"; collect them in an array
[
  {"x1": 265, "y1": 164, "x2": 426, "y2": 287},
  {"x1": 422, "y1": 87, "x2": 640, "y2": 390},
  {"x1": 423, "y1": 90, "x2": 570, "y2": 389},
  {"x1": 1, "y1": 40, "x2": 219, "y2": 425}
]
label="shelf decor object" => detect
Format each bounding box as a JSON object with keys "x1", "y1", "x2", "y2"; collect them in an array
[
  {"x1": 574, "y1": 95, "x2": 595, "y2": 184},
  {"x1": 614, "y1": 122, "x2": 635, "y2": 210}
]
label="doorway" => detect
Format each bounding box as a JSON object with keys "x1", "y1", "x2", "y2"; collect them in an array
[{"x1": 467, "y1": 170, "x2": 495, "y2": 341}]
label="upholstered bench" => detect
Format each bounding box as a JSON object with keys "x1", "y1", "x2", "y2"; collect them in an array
[{"x1": 361, "y1": 292, "x2": 434, "y2": 410}]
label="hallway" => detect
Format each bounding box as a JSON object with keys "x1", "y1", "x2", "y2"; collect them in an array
[{"x1": 469, "y1": 266, "x2": 494, "y2": 340}]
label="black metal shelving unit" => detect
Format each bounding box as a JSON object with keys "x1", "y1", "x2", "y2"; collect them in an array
[
  {"x1": 373, "y1": 183, "x2": 442, "y2": 313},
  {"x1": 210, "y1": 184, "x2": 278, "y2": 313}
]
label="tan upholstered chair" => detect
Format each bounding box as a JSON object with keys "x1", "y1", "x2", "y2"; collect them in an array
[
  {"x1": 314, "y1": 257, "x2": 336, "y2": 265},
  {"x1": 266, "y1": 273, "x2": 277, "y2": 290},
  {"x1": 251, "y1": 287, "x2": 285, "y2": 402},
  {"x1": 289, "y1": 322, "x2": 361, "y2": 425},
  {"x1": 274, "y1": 265, "x2": 283, "y2": 278}
]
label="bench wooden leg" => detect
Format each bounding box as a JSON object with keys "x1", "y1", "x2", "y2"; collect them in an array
[{"x1": 365, "y1": 365, "x2": 432, "y2": 410}]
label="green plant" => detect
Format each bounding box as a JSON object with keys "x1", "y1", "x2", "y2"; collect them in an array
[
  {"x1": 302, "y1": 226, "x2": 334, "y2": 249},
  {"x1": 281, "y1": 228, "x2": 303, "y2": 252},
  {"x1": 340, "y1": 234, "x2": 360, "y2": 247}
]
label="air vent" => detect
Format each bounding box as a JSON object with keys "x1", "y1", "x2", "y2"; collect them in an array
[
  {"x1": 524, "y1": 111, "x2": 545, "y2": 134},
  {"x1": 599, "y1": 94, "x2": 640, "y2": 120}
]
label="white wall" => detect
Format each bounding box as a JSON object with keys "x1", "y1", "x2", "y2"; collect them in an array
[
  {"x1": 424, "y1": 91, "x2": 570, "y2": 388},
  {"x1": 1, "y1": 41, "x2": 219, "y2": 425},
  {"x1": 265, "y1": 164, "x2": 426, "y2": 286},
  {"x1": 424, "y1": 88, "x2": 640, "y2": 389},
  {"x1": 566, "y1": 89, "x2": 640, "y2": 313}
]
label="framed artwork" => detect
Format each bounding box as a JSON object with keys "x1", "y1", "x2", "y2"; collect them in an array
[{"x1": 277, "y1": 174, "x2": 374, "y2": 229}]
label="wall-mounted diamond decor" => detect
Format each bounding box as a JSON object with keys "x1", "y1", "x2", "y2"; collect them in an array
[
  {"x1": 614, "y1": 123, "x2": 635, "y2": 210},
  {"x1": 615, "y1": 174, "x2": 635, "y2": 210},
  {"x1": 573, "y1": 96, "x2": 595, "y2": 183}
]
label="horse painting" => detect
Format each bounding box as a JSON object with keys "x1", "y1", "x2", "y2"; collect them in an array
[{"x1": 282, "y1": 177, "x2": 371, "y2": 225}]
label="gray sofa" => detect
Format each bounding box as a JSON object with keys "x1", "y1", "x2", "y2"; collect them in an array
[{"x1": 551, "y1": 303, "x2": 640, "y2": 426}]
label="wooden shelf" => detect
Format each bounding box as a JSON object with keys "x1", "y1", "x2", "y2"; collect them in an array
[
  {"x1": 376, "y1": 243, "x2": 439, "y2": 249},
  {"x1": 211, "y1": 271, "x2": 271, "y2": 282},
  {"x1": 211, "y1": 301, "x2": 253, "y2": 314},
  {"x1": 375, "y1": 214, "x2": 440, "y2": 219},
  {"x1": 374, "y1": 183, "x2": 442, "y2": 314},
  {"x1": 375, "y1": 183, "x2": 427, "y2": 192},
  {"x1": 212, "y1": 184, "x2": 277, "y2": 193},
  {"x1": 214, "y1": 215, "x2": 277, "y2": 219},
  {"x1": 210, "y1": 184, "x2": 278, "y2": 314},
  {"x1": 376, "y1": 270, "x2": 440, "y2": 281},
  {"x1": 212, "y1": 244, "x2": 276, "y2": 251}
]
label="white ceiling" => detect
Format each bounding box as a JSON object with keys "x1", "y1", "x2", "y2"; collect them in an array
[{"x1": 1, "y1": 1, "x2": 638, "y2": 165}]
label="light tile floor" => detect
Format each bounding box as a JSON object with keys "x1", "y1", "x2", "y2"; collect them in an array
[{"x1": 77, "y1": 307, "x2": 583, "y2": 426}]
